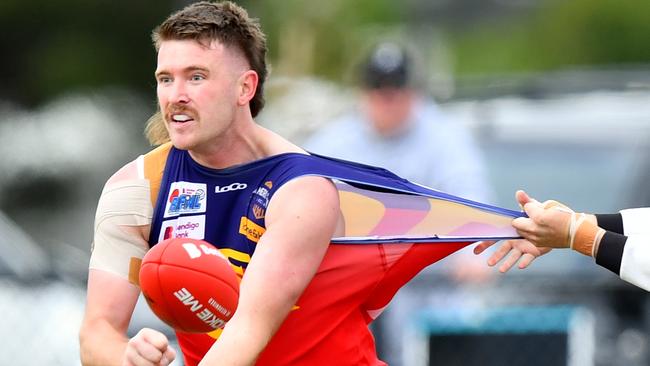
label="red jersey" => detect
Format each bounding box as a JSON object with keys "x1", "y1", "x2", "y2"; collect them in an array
[
  {"x1": 143, "y1": 144, "x2": 519, "y2": 365},
  {"x1": 176, "y1": 242, "x2": 469, "y2": 365}
]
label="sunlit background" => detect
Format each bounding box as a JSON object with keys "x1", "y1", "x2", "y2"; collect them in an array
[{"x1": 1, "y1": 0, "x2": 650, "y2": 365}]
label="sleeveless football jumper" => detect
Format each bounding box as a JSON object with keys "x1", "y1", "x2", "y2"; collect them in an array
[{"x1": 143, "y1": 143, "x2": 521, "y2": 365}]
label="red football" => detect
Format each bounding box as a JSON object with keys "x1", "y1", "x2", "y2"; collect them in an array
[{"x1": 139, "y1": 238, "x2": 240, "y2": 333}]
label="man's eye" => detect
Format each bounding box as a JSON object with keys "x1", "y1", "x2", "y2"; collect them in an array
[
  {"x1": 158, "y1": 77, "x2": 172, "y2": 84},
  {"x1": 191, "y1": 74, "x2": 205, "y2": 81}
]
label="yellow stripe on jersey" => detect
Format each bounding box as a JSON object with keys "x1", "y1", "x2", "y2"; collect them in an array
[
  {"x1": 207, "y1": 327, "x2": 223, "y2": 340},
  {"x1": 219, "y1": 248, "x2": 251, "y2": 263},
  {"x1": 143, "y1": 142, "x2": 173, "y2": 207}
]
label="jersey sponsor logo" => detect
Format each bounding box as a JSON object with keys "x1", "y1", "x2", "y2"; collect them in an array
[
  {"x1": 159, "y1": 215, "x2": 206, "y2": 241},
  {"x1": 215, "y1": 182, "x2": 248, "y2": 193},
  {"x1": 264, "y1": 180, "x2": 273, "y2": 189},
  {"x1": 252, "y1": 204, "x2": 266, "y2": 220},
  {"x1": 239, "y1": 216, "x2": 266, "y2": 243},
  {"x1": 164, "y1": 182, "x2": 207, "y2": 218},
  {"x1": 252, "y1": 185, "x2": 270, "y2": 207},
  {"x1": 252, "y1": 186, "x2": 269, "y2": 200}
]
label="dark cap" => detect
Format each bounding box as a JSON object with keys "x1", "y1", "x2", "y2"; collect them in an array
[{"x1": 361, "y1": 42, "x2": 411, "y2": 89}]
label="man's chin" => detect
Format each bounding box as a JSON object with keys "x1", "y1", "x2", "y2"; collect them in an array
[{"x1": 169, "y1": 137, "x2": 193, "y2": 151}]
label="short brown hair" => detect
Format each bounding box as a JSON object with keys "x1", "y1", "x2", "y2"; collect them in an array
[{"x1": 146, "y1": 1, "x2": 268, "y2": 145}]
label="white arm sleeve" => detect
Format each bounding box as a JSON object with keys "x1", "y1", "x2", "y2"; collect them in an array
[
  {"x1": 619, "y1": 234, "x2": 650, "y2": 292},
  {"x1": 89, "y1": 179, "x2": 153, "y2": 283}
]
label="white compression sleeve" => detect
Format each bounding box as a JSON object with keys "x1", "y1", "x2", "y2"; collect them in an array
[{"x1": 89, "y1": 179, "x2": 153, "y2": 284}]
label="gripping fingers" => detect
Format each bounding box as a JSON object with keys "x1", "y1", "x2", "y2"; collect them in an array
[
  {"x1": 125, "y1": 329, "x2": 173, "y2": 366},
  {"x1": 517, "y1": 253, "x2": 537, "y2": 269},
  {"x1": 517, "y1": 247, "x2": 551, "y2": 269},
  {"x1": 125, "y1": 339, "x2": 163, "y2": 366},
  {"x1": 473, "y1": 240, "x2": 496, "y2": 255},
  {"x1": 488, "y1": 239, "x2": 546, "y2": 273},
  {"x1": 487, "y1": 240, "x2": 513, "y2": 267},
  {"x1": 498, "y1": 248, "x2": 523, "y2": 273},
  {"x1": 512, "y1": 217, "x2": 537, "y2": 237},
  {"x1": 515, "y1": 190, "x2": 532, "y2": 208},
  {"x1": 161, "y1": 347, "x2": 176, "y2": 366}
]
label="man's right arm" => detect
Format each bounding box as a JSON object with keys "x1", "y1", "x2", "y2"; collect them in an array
[
  {"x1": 79, "y1": 159, "x2": 175, "y2": 365},
  {"x1": 80, "y1": 268, "x2": 141, "y2": 365}
]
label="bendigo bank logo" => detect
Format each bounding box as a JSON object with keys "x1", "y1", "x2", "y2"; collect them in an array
[
  {"x1": 159, "y1": 215, "x2": 206, "y2": 242},
  {"x1": 164, "y1": 182, "x2": 207, "y2": 218}
]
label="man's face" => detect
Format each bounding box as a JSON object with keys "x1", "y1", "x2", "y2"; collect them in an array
[
  {"x1": 362, "y1": 87, "x2": 416, "y2": 137},
  {"x1": 155, "y1": 39, "x2": 248, "y2": 152}
]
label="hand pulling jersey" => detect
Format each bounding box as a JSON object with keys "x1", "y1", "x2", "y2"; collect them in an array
[{"x1": 144, "y1": 143, "x2": 521, "y2": 365}]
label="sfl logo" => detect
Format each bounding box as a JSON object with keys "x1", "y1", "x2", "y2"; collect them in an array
[{"x1": 215, "y1": 182, "x2": 247, "y2": 193}]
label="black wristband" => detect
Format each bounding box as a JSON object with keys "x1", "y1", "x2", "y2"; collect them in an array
[
  {"x1": 595, "y1": 213, "x2": 624, "y2": 234},
  {"x1": 595, "y1": 231, "x2": 627, "y2": 275}
]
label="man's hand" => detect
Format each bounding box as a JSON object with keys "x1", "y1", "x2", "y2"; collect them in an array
[
  {"x1": 512, "y1": 190, "x2": 603, "y2": 256},
  {"x1": 123, "y1": 328, "x2": 176, "y2": 366},
  {"x1": 474, "y1": 239, "x2": 552, "y2": 273},
  {"x1": 511, "y1": 190, "x2": 575, "y2": 248}
]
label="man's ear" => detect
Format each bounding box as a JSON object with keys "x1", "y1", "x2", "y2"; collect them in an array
[{"x1": 237, "y1": 70, "x2": 258, "y2": 107}]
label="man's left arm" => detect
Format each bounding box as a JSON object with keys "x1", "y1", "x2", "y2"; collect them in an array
[{"x1": 199, "y1": 176, "x2": 340, "y2": 366}]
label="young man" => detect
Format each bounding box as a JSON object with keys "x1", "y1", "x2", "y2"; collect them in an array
[
  {"x1": 475, "y1": 190, "x2": 650, "y2": 292},
  {"x1": 79, "y1": 2, "x2": 519, "y2": 365},
  {"x1": 79, "y1": 2, "x2": 338, "y2": 365}
]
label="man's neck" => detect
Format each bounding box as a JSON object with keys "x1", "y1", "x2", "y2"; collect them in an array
[
  {"x1": 187, "y1": 123, "x2": 304, "y2": 169},
  {"x1": 187, "y1": 117, "x2": 261, "y2": 169}
]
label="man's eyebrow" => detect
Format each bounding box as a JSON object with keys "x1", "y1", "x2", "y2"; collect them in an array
[
  {"x1": 155, "y1": 65, "x2": 210, "y2": 77},
  {"x1": 185, "y1": 65, "x2": 210, "y2": 73}
]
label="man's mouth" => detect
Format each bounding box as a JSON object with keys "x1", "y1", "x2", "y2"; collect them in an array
[{"x1": 171, "y1": 114, "x2": 194, "y2": 123}]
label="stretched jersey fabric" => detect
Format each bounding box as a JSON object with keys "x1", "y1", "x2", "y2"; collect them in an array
[{"x1": 144, "y1": 143, "x2": 522, "y2": 366}]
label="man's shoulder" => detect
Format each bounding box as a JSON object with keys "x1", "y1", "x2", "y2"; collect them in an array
[{"x1": 105, "y1": 143, "x2": 172, "y2": 185}]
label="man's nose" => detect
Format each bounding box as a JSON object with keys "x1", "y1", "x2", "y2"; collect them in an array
[{"x1": 170, "y1": 82, "x2": 190, "y2": 103}]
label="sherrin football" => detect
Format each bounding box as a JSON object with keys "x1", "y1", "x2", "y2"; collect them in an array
[{"x1": 139, "y1": 238, "x2": 240, "y2": 333}]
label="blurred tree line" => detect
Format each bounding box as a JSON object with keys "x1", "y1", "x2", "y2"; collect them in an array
[
  {"x1": 0, "y1": 0, "x2": 173, "y2": 108},
  {"x1": 1, "y1": 0, "x2": 649, "y2": 109},
  {"x1": 451, "y1": 0, "x2": 650, "y2": 74}
]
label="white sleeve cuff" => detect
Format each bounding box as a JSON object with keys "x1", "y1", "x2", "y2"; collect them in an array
[
  {"x1": 619, "y1": 234, "x2": 650, "y2": 292},
  {"x1": 620, "y1": 208, "x2": 650, "y2": 236}
]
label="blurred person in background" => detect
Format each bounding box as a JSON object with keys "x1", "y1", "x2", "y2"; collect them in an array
[
  {"x1": 305, "y1": 41, "x2": 491, "y2": 202},
  {"x1": 304, "y1": 41, "x2": 496, "y2": 366},
  {"x1": 475, "y1": 190, "x2": 650, "y2": 291}
]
